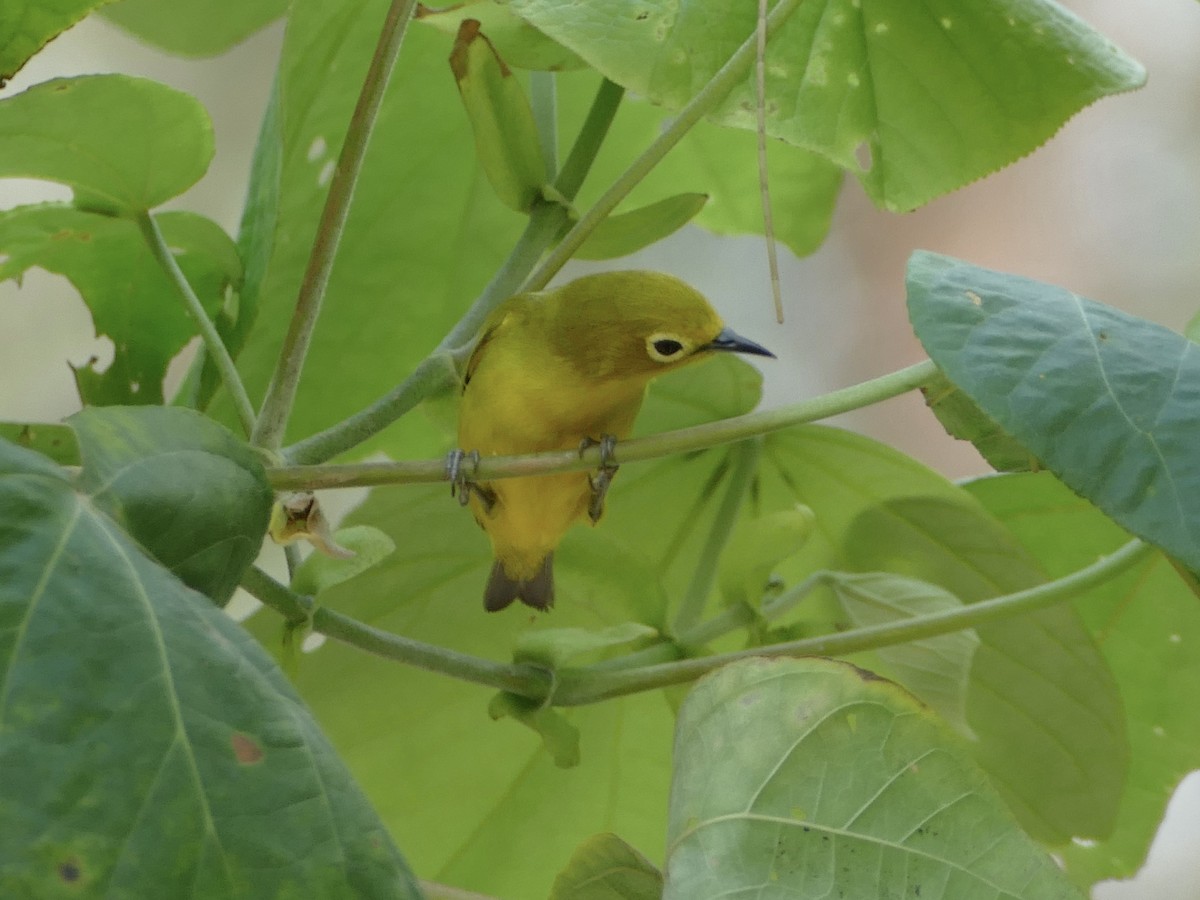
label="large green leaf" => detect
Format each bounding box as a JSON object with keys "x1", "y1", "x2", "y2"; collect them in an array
[
  {"x1": 242, "y1": 355, "x2": 763, "y2": 898},
  {"x1": 228, "y1": 2, "x2": 522, "y2": 454},
  {"x1": 512, "y1": 0, "x2": 1145, "y2": 211},
  {"x1": 0, "y1": 75, "x2": 214, "y2": 214},
  {"x1": 0, "y1": 205, "x2": 240, "y2": 406},
  {"x1": 755, "y1": 426, "x2": 1128, "y2": 846},
  {"x1": 101, "y1": 0, "x2": 287, "y2": 56},
  {"x1": 0, "y1": 438, "x2": 418, "y2": 898},
  {"x1": 665, "y1": 657, "x2": 1082, "y2": 899},
  {"x1": 966, "y1": 472, "x2": 1200, "y2": 888},
  {"x1": 0, "y1": 0, "x2": 114, "y2": 82},
  {"x1": 907, "y1": 251, "x2": 1200, "y2": 573},
  {"x1": 69, "y1": 406, "x2": 272, "y2": 605},
  {"x1": 827, "y1": 571, "x2": 979, "y2": 736},
  {"x1": 560, "y1": 70, "x2": 843, "y2": 259}
]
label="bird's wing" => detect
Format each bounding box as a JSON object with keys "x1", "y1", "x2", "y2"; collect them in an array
[{"x1": 462, "y1": 296, "x2": 534, "y2": 389}]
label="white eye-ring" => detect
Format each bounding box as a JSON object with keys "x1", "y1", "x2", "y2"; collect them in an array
[{"x1": 646, "y1": 332, "x2": 690, "y2": 362}]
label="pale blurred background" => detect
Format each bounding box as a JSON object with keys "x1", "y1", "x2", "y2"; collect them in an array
[{"x1": 2, "y1": 2, "x2": 1198, "y2": 896}]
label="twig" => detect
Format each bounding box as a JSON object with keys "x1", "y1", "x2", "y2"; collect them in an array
[
  {"x1": 137, "y1": 212, "x2": 256, "y2": 436},
  {"x1": 251, "y1": 0, "x2": 420, "y2": 451},
  {"x1": 269, "y1": 359, "x2": 940, "y2": 490}
]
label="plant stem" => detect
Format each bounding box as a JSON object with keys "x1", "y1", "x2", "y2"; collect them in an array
[
  {"x1": 137, "y1": 212, "x2": 256, "y2": 436},
  {"x1": 672, "y1": 438, "x2": 762, "y2": 634},
  {"x1": 269, "y1": 358, "x2": 939, "y2": 490},
  {"x1": 251, "y1": 0, "x2": 418, "y2": 452},
  {"x1": 529, "y1": 71, "x2": 557, "y2": 179},
  {"x1": 554, "y1": 79, "x2": 624, "y2": 200},
  {"x1": 241, "y1": 566, "x2": 551, "y2": 698},
  {"x1": 552, "y1": 538, "x2": 1154, "y2": 705},
  {"x1": 281, "y1": 78, "x2": 627, "y2": 465},
  {"x1": 521, "y1": 0, "x2": 804, "y2": 292}
]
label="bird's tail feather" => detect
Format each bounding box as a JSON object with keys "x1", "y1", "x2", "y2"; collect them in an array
[{"x1": 484, "y1": 554, "x2": 554, "y2": 612}]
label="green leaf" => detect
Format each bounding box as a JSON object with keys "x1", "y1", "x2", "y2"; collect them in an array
[
  {"x1": 920, "y1": 369, "x2": 1039, "y2": 472},
  {"x1": 241, "y1": 355, "x2": 762, "y2": 898},
  {"x1": 756, "y1": 426, "x2": 1128, "y2": 846},
  {"x1": 966, "y1": 472, "x2": 1200, "y2": 887},
  {"x1": 0, "y1": 205, "x2": 239, "y2": 406},
  {"x1": 451, "y1": 18, "x2": 550, "y2": 212},
  {"x1": 100, "y1": 0, "x2": 287, "y2": 56},
  {"x1": 907, "y1": 250, "x2": 1200, "y2": 573},
  {"x1": 550, "y1": 833, "x2": 663, "y2": 900},
  {"x1": 0, "y1": 423, "x2": 78, "y2": 466},
  {"x1": 0, "y1": 438, "x2": 418, "y2": 897},
  {"x1": 0, "y1": 75, "x2": 214, "y2": 213},
  {"x1": 515, "y1": 622, "x2": 659, "y2": 669},
  {"x1": 515, "y1": 0, "x2": 1145, "y2": 211},
  {"x1": 415, "y1": 0, "x2": 586, "y2": 71},
  {"x1": 291, "y1": 525, "x2": 398, "y2": 597},
  {"x1": 665, "y1": 657, "x2": 1083, "y2": 899},
  {"x1": 226, "y1": 4, "x2": 522, "y2": 455},
  {"x1": 717, "y1": 507, "x2": 814, "y2": 606},
  {"x1": 828, "y1": 571, "x2": 979, "y2": 736},
  {"x1": 576, "y1": 193, "x2": 708, "y2": 260},
  {"x1": 0, "y1": 0, "x2": 114, "y2": 82},
  {"x1": 69, "y1": 406, "x2": 272, "y2": 605},
  {"x1": 561, "y1": 70, "x2": 842, "y2": 258}
]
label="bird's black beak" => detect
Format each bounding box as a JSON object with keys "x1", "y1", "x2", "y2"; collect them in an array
[{"x1": 705, "y1": 326, "x2": 775, "y2": 359}]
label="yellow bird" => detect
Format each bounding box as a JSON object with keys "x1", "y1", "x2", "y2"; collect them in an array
[{"x1": 455, "y1": 270, "x2": 774, "y2": 612}]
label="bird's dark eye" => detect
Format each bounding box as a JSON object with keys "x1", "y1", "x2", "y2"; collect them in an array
[{"x1": 653, "y1": 338, "x2": 684, "y2": 357}]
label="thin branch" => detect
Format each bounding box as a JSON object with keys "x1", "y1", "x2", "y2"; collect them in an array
[
  {"x1": 269, "y1": 358, "x2": 940, "y2": 490},
  {"x1": 529, "y1": 71, "x2": 557, "y2": 179},
  {"x1": 137, "y1": 212, "x2": 256, "y2": 436},
  {"x1": 251, "y1": 0, "x2": 419, "y2": 451},
  {"x1": 521, "y1": 0, "x2": 804, "y2": 292},
  {"x1": 672, "y1": 438, "x2": 762, "y2": 634},
  {"x1": 241, "y1": 566, "x2": 552, "y2": 698},
  {"x1": 756, "y1": 0, "x2": 784, "y2": 323},
  {"x1": 551, "y1": 539, "x2": 1154, "y2": 706}
]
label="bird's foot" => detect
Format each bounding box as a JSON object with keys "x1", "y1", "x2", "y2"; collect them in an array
[
  {"x1": 446, "y1": 448, "x2": 496, "y2": 513},
  {"x1": 580, "y1": 433, "x2": 619, "y2": 524}
]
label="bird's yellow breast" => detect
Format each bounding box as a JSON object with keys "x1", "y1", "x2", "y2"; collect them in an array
[{"x1": 457, "y1": 304, "x2": 653, "y2": 579}]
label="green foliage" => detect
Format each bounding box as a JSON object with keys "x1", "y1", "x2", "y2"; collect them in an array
[
  {"x1": 0, "y1": 0, "x2": 114, "y2": 82},
  {"x1": 0, "y1": 206, "x2": 240, "y2": 405},
  {"x1": 967, "y1": 473, "x2": 1200, "y2": 886},
  {"x1": 908, "y1": 251, "x2": 1200, "y2": 572},
  {"x1": 511, "y1": 0, "x2": 1145, "y2": 210},
  {"x1": 666, "y1": 658, "x2": 1084, "y2": 899},
  {"x1": 100, "y1": 0, "x2": 288, "y2": 57},
  {"x1": 70, "y1": 407, "x2": 272, "y2": 604},
  {"x1": 0, "y1": 433, "x2": 417, "y2": 897},
  {"x1": 0, "y1": 74, "x2": 213, "y2": 214},
  {"x1": 3, "y1": 0, "x2": 1195, "y2": 897},
  {"x1": 550, "y1": 833, "x2": 663, "y2": 900}
]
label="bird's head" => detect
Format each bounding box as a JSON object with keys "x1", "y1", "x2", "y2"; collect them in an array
[{"x1": 546, "y1": 270, "x2": 774, "y2": 380}]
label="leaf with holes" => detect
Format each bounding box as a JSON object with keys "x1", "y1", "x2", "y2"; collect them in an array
[
  {"x1": 513, "y1": 0, "x2": 1144, "y2": 211},
  {"x1": 664, "y1": 657, "x2": 1082, "y2": 899},
  {"x1": 0, "y1": 205, "x2": 239, "y2": 406},
  {"x1": 0, "y1": 438, "x2": 418, "y2": 897}
]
